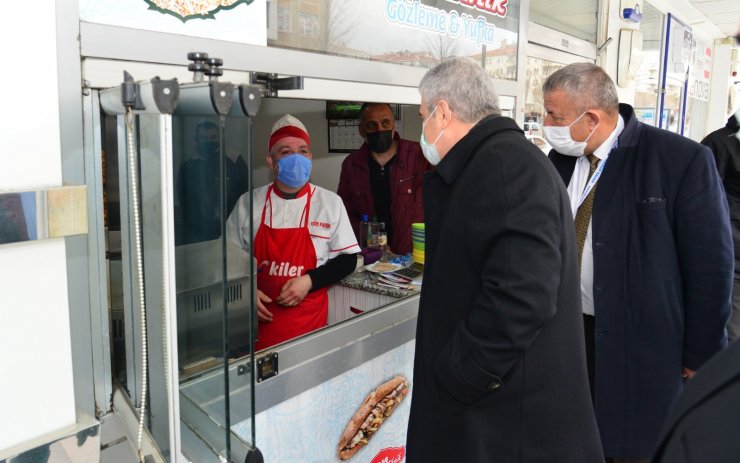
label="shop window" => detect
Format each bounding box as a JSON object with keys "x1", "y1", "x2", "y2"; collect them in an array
[
  {"x1": 299, "y1": 11, "x2": 318, "y2": 37},
  {"x1": 660, "y1": 14, "x2": 693, "y2": 134},
  {"x1": 524, "y1": 56, "x2": 566, "y2": 132},
  {"x1": 277, "y1": 6, "x2": 291, "y2": 33},
  {"x1": 634, "y1": 2, "x2": 663, "y2": 127},
  {"x1": 266, "y1": 0, "x2": 520, "y2": 80},
  {"x1": 529, "y1": 0, "x2": 598, "y2": 43},
  {"x1": 684, "y1": 39, "x2": 712, "y2": 141}
]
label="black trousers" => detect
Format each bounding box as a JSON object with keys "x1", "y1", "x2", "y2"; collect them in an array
[{"x1": 583, "y1": 314, "x2": 595, "y2": 400}]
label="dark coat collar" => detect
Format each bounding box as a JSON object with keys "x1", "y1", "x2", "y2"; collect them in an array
[
  {"x1": 436, "y1": 115, "x2": 522, "y2": 184},
  {"x1": 615, "y1": 103, "x2": 640, "y2": 149},
  {"x1": 726, "y1": 113, "x2": 739, "y2": 132}
]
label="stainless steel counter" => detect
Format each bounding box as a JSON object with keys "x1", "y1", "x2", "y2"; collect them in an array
[{"x1": 328, "y1": 270, "x2": 419, "y2": 324}]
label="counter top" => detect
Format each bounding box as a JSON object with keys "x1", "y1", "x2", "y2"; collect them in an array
[{"x1": 338, "y1": 270, "x2": 418, "y2": 299}]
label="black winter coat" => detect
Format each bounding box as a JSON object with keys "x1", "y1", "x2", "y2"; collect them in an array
[
  {"x1": 406, "y1": 115, "x2": 603, "y2": 462},
  {"x1": 652, "y1": 339, "x2": 740, "y2": 463},
  {"x1": 702, "y1": 114, "x2": 740, "y2": 277}
]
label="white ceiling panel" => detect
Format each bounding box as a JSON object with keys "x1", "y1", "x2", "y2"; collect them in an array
[{"x1": 687, "y1": 0, "x2": 740, "y2": 37}]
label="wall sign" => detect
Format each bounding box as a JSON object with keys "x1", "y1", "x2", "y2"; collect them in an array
[
  {"x1": 79, "y1": 0, "x2": 267, "y2": 46},
  {"x1": 144, "y1": 0, "x2": 253, "y2": 21},
  {"x1": 688, "y1": 44, "x2": 712, "y2": 102},
  {"x1": 446, "y1": 0, "x2": 508, "y2": 18},
  {"x1": 384, "y1": 0, "x2": 500, "y2": 47}
]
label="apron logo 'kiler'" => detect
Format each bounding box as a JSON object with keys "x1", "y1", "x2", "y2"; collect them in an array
[{"x1": 267, "y1": 261, "x2": 305, "y2": 277}]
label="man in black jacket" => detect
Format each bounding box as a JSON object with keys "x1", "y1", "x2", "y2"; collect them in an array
[
  {"x1": 405, "y1": 57, "x2": 603, "y2": 462},
  {"x1": 652, "y1": 339, "x2": 740, "y2": 463},
  {"x1": 177, "y1": 121, "x2": 248, "y2": 245},
  {"x1": 702, "y1": 109, "x2": 740, "y2": 341}
]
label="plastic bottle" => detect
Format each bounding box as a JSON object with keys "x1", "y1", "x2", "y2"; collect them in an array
[
  {"x1": 368, "y1": 216, "x2": 380, "y2": 249},
  {"x1": 359, "y1": 214, "x2": 369, "y2": 250},
  {"x1": 378, "y1": 222, "x2": 389, "y2": 262}
]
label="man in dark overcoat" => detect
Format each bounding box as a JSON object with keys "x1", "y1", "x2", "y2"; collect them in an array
[
  {"x1": 405, "y1": 57, "x2": 603, "y2": 462},
  {"x1": 702, "y1": 108, "x2": 740, "y2": 341},
  {"x1": 652, "y1": 339, "x2": 740, "y2": 463},
  {"x1": 543, "y1": 63, "x2": 733, "y2": 461}
]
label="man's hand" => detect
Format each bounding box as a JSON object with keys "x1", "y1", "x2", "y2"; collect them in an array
[
  {"x1": 682, "y1": 366, "x2": 697, "y2": 379},
  {"x1": 275, "y1": 275, "x2": 313, "y2": 307},
  {"x1": 256, "y1": 289, "x2": 273, "y2": 322}
]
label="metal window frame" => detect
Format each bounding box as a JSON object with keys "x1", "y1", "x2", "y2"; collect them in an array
[{"x1": 658, "y1": 13, "x2": 692, "y2": 134}]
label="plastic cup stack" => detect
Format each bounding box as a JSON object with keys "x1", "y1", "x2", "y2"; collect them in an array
[{"x1": 411, "y1": 223, "x2": 425, "y2": 264}]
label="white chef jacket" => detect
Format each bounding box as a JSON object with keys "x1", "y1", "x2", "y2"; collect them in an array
[{"x1": 226, "y1": 183, "x2": 360, "y2": 267}]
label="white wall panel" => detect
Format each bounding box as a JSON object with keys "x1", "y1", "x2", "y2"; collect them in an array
[
  {"x1": 0, "y1": 240, "x2": 75, "y2": 450},
  {"x1": 0, "y1": 0, "x2": 76, "y2": 453},
  {"x1": 0, "y1": 1, "x2": 62, "y2": 190}
]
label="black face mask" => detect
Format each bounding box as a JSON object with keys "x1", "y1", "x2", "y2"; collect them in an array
[
  {"x1": 365, "y1": 130, "x2": 394, "y2": 153},
  {"x1": 197, "y1": 141, "x2": 220, "y2": 157}
]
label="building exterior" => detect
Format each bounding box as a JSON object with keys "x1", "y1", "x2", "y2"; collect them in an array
[{"x1": 1, "y1": 0, "x2": 738, "y2": 461}]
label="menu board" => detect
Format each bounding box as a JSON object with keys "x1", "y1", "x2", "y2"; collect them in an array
[{"x1": 232, "y1": 340, "x2": 415, "y2": 463}]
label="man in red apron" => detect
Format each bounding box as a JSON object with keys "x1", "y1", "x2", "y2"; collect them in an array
[{"x1": 227, "y1": 114, "x2": 360, "y2": 351}]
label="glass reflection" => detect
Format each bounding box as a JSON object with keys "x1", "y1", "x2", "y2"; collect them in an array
[
  {"x1": 170, "y1": 107, "x2": 256, "y2": 459},
  {"x1": 530, "y1": 0, "x2": 598, "y2": 43},
  {"x1": 267, "y1": 0, "x2": 520, "y2": 80},
  {"x1": 661, "y1": 15, "x2": 691, "y2": 133},
  {"x1": 684, "y1": 38, "x2": 712, "y2": 141},
  {"x1": 634, "y1": 2, "x2": 663, "y2": 127},
  {"x1": 524, "y1": 56, "x2": 565, "y2": 134},
  {"x1": 663, "y1": 83, "x2": 685, "y2": 134},
  {"x1": 174, "y1": 116, "x2": 252, "y2": 374},
  {"x1": 0, "y1": 192, "x2": 36, "y2": 244},
  {"x1": 176, "y1": 120, "x2": 248, "y2": 245}
]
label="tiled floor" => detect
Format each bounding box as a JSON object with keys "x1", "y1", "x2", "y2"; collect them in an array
[{"x1": 100, "y1": 414, "x2": 139, "y2": 463}]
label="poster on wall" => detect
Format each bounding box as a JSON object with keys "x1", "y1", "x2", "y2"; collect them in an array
[
  {"x1": 233, "y1": 340, "x2": 415, "y2": 462},
  {"x1": 688, "y1": 44, "x2": 711, "y2": 102},
  {"x1": 79, "y1": 0, "x2": 267, "y2": 46},
  {"x1": 667, "y1": 19, "x2": 693, "y2": 77}
]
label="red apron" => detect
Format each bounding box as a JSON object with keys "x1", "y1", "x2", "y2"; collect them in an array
[{"x1": 253, "y1": 184, "x2": 328, "y2": 351}]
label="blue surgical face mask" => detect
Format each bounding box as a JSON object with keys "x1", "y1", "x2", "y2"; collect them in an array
[
  {"x1": 276, "y1": 154, "x2": 312, "y2": 188},
  {"x1": 420, "y1": 105, "x2": 445, "y2": 166}
]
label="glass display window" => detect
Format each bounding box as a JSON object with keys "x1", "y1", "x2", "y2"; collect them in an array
[
  {"x1": 634, "y1": 1, "x2": 664, "y2": 127},
  {"x1": 524, "y1": 44, "x2": 595, "y2": 140},
  {"x1": 658, "y1": 13, "x2": 694, "y2": 134},
  {"x1": 684, "y1": 40, "x2": 712, "y2": 141},
  {"x1": 529, "y1": 0, "x2": 598, "y2": 43},
  {"x1": 266, "y1": 0, "x2": 521, "y2": 80}
]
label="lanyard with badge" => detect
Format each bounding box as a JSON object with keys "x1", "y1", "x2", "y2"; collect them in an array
[{"x1": 576, "y1": 139, "x2": 618, "y2": 209}]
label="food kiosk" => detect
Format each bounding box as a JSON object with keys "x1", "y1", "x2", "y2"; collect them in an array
[
  {"x1": 79, "y1": 1, "x2": 524, "y2": 461},
  {"x1": 98, "y1": 57, "x2": 422, "y2": 462}
]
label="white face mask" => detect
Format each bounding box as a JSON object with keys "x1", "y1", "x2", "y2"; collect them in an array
[
  {"x1": 420, "y1": 105, "x2": 445, "y2": 166},
  {"x1": 543, "y1": 111, "x2": 599, "y2": 157}
]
